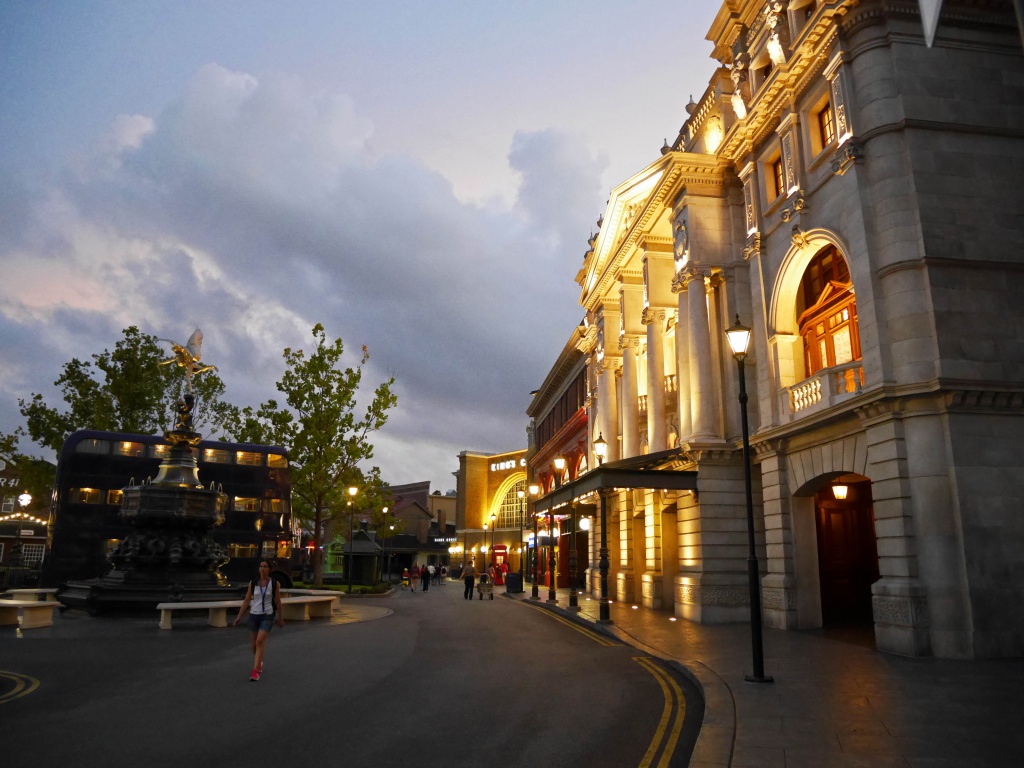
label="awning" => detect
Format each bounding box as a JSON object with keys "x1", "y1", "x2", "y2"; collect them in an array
[{"x1": 534, "y1": 447, "x2": 697, "y2": 513}]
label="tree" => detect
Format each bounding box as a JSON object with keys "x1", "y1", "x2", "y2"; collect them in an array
[
  {"x1": 19, "y1": 326, "x2": 238, "y2": 453},
  {"x1": 227, "y1": 324, "x2": 398, "y2": 587},
  {"x1": 0, "y1": 431, "x2": 55, "y2": 516}
]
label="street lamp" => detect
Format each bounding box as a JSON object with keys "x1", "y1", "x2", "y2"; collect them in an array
[
  {"x1": 568, "y1": 501, "x2": 579, "y2": 611},
  {"x1": 12, "y1": 492, "x2": 31, "y2": 566},
  {"x1": 549, "y1": 456, "x2": 566, "y2": 603},
  {"x1": 346, "y1": 485, "x2": 359, "y2": 594},
  {"x1": 518, "y1": 489, "x2": 526, "y2": 578},
  {"x1": 725, "y1": 315, "x2": 773, "y2": 684},
  {"x1": 530, "y1": 484, "x2": 541, "y2": 599},
  {"x1": 593, "y1": 432, "x2": 612, "y2": 621}
]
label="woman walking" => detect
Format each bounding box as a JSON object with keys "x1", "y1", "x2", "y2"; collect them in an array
[
  {"x1": 233, "y1": 560, "x2": 284, "y2": 681},
  {"x1": 410, "y1": 562, "x2": 421, "y2": 593}
]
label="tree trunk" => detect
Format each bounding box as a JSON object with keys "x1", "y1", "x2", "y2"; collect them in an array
[{"x1": 313, "y1": 507, "x2": 324, "y2": 587}]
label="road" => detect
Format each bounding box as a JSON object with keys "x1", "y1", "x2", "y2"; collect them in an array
[{"x1": 1, "y1": 581, "x2": 702, "y2": 767}]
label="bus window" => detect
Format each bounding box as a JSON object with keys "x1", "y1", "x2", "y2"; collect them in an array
[
  {"x1": 105, "y1": 539, "x2": 122, "y2": 556},
  {"x1": 228, "y1": 543, "x2": 258, "y2": 558},
  {"x1": 277, "y1": 540, "x2": 291, "y2": 558},
  {"x1": 267, "y1": 454, "x2": 288, "y2": 468},
  {"x1": 268, "y1": 498, "x2": 289, "y2": 514},
  {"x1": 261, "y1": 541, "x2": 277, "y2": 559},
  {"x1": 236, "y1": 451, "x2": 263, "y2": 466},
  {"x1": 115, "y1": 441, "x2": 145, "y2": 457},
  {"x1": 150, "y1": 444, "x2": 170, "y2": 459},
  {"x1": 107, "y1": 489, "x2": 124, "y2": 505},
  {"x1": 75, "y1": 439, "x2": 110, "y2": 455},
  {"x1": 233, "y1": 497, "x2": 261, "y2": 512},
  {"x1": 202, "y1": 448, "x2": 232, "y2": 464},
  {"x1": 70, "y1": 488, "x2": 103, "y2": 504}
]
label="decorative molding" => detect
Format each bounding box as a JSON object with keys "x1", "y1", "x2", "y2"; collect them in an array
[
  {"x1": 831, "y1": 142, "x2": 863, "y2": 175},
  {"x1": 679, "y1": 584, "x2": 749, "y2": 607},
  {"x1": 761, "y1": 586, "x2": 797, "y2": 611},
  {"x1": 873, "y1": 595, "x2": 930, "y2": 628}
]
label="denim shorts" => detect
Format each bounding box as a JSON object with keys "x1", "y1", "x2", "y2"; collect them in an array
[{"x1": 247, "y1": 613, "x2": 275, "y2": 632}]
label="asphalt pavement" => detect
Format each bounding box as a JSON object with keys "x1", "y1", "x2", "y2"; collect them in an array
[{"x1": 509, "y1": 583, "x2": 1024, "y2": 768}]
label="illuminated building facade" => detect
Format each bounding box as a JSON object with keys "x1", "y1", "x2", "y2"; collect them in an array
[{"x1": 557, "y1": 0, "x2": 1024, "y2": 657}]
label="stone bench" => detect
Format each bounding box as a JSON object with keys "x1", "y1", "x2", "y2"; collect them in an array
[
  {"x1": 280, "y1": 595, "x2": 338, "y2": 621},
  {"x1": 1, "y1": 588, "x2": 59, "y2": 602},
  {"x1": 0, "y1": 600, "x2": 62, "y2": 629},
  {"x1": 156, "y1": 594, "x2": 339, "y2": 629},
  {"x1": 156, "y1": 600, "x2": 243, "y2": 630}
]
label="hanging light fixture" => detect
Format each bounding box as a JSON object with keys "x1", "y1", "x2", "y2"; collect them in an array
[{"x1": 832, "y1": 484, "x2": 849, "y2": 501}]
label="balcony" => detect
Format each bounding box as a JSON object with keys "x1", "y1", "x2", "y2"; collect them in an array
[
  {"x1": 781, "y1": 361, "x2": 864, "y2": 421},
  {"x1": 664, "y1": 374, "x2": 678, "y2": 395}
]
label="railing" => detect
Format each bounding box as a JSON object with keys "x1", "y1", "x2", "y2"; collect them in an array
[
  {"x1": 664, "y1": 374, "x2": 678, "y2": 395},
  {"x1": 638, "y1": 395, "x2": 648, "y2": 414},
  {"x1": 783, "y1": 361, "x2": 865, "y2": 418}
]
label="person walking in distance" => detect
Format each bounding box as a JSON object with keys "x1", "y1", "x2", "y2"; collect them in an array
[
  {"x1": 410, "y1": 562, "x2": 421, "y2": 593},
  {"x1": 423, "y1": 563, "x2": 433, "y2": 592},
  {"x1": 233, "y1": 561, "x2": 284, "y2": 682},
  {"x1": 463, "y1": 561, "x2": 477, "y2": 600}
]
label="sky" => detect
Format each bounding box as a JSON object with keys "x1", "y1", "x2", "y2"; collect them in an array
[{"x1": 0, "y1": 1, "x2": 719, "y2": 493}]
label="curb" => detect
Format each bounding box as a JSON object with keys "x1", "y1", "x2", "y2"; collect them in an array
[{"x1": 506, "y1": 593, "x2": 734, "y2": 768}]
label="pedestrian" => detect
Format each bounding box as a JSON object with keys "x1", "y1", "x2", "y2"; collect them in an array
[
  {"x1": 401, "y1": 567, "x2": 410, "y2": 590},
  {"x1": 463, "y1": 561, "x2": 476, "y2": 600},
  {"x1": 411, "y1": 562, "x2": 420, "y2": 592},
  {"x1": 487, "y1": 561, "x2": 496, "y2": 586},
  {"x1": 440, "y1": 564, "x2": 447, "y2": 585},
  {"x1": 232, "y1": 560, "x2": 284, "y2": 682},
  {"x1": 423, "y1": 563, "x2": 431, "y2": 592}
]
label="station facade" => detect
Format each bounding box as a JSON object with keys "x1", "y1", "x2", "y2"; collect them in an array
[{"x1": 531, "y1": 0, "x2": 1024, "y2": 658}]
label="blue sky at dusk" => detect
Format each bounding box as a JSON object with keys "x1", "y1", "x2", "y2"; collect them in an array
[{"x1": 0, "y1": 1, "x2": 718, "y2": 491}]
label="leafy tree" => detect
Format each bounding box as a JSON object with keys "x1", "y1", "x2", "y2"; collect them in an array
[
  {"x1": 227, "y1": 324, "x2": 398, "y2": 586},
  {"x1": 19, "y1": 326, "x2": 238, "y2": 453},
  {"x1": 0, "y1": 431, "x2": 55, "y2": 515}
]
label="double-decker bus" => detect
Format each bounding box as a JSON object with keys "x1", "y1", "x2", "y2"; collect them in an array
[{"x1": 43, "y1": 430, "x2": 294, "y2": 588}]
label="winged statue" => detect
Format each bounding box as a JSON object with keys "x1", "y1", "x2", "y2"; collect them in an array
[{"x1": 158, "y1": 328, "x2": 219, "y2": 391}]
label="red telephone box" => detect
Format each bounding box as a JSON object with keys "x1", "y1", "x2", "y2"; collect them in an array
[{"x1": 492, "y1": 545, "x2": 508, "y2": 585}]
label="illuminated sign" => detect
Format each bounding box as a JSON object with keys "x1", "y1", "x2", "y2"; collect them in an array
[{"x1": 490, "y1": 458, "x2": 527, "y2": 472}]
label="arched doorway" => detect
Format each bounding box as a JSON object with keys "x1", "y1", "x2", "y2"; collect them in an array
[{"x1": 814, "y1": 477, "x2": 879, "y2": 626}]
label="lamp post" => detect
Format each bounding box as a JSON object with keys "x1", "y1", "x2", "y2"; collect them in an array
[
  {"x1": 346, "y1": 485, "x2": 359, "y2": 594},
  {"x1": 530, "y1": 484, "x2": 541, "y2": 599},
  {"x1": 12, "y1": 492, "x2": 31, "y2": 566},
  {"x1": 594, "y1": 434, "x2": 612, "y2": 623},
  {"x1": 725, "y1": 315, "x2": 773, "y2": 684},
  {"x1": 568, "y1": 501, "x2": 579, "y2": 611},
  {"x1": 518, "y1": 489, "x2": 526, "y2": 578},
  {"x1": 490, "y1": 513, "x2": 496, "y2": 568},
  {"x1": 549, "y1": 456, "x2": 565, "y2": 603}
]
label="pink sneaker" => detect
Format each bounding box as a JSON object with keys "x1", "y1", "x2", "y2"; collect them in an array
[{"x1": 249, "y1": 669, "x2": 260, "y2": 682}]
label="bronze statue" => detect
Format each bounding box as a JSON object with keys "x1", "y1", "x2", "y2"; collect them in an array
[{"x1": 158, "y1": 328, "x2": 219, "y2": 392}]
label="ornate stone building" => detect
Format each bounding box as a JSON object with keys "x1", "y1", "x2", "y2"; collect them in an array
[{"x1": 560, "y1": 0, "x2": 1024, "y2": 658}]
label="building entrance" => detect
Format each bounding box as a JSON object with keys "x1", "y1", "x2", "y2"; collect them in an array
[{"x1": 814, "y1": 480, "x2": 879, "y2": 626}]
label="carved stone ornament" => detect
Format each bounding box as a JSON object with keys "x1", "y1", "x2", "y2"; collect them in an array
[
  {"x1": 791, "y1": 224, "x2": 809, "y2": 248},
  {"x1": 742, "y1": 232, "x2": 763, "y2": 259},
  {"x1": 831, "y1": 142, "x2": 863, "y2": 175}
]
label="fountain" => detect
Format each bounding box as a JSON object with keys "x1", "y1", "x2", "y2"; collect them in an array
[{"x1": 57, "y1": 331, "x2": 242, "y2": 612}]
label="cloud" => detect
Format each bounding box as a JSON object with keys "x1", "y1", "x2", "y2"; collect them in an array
[{"x1": 0, "y1": 63, "x2": 601, "y2": 488}]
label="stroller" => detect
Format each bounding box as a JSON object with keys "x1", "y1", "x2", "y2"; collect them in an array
[{"x1": 477, "y1": 572, "x2": 494, "y2": 600}]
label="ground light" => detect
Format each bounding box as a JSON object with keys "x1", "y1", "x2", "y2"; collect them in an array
[{"x1": 725, "y1": 315, "x2": 774, "y2": 684}]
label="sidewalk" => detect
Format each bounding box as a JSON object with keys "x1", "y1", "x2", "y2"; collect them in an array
[{"x1": 506, "y1": 585, "x2": 1024, "y2": 768}]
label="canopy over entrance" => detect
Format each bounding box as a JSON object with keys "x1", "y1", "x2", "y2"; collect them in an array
[{"x1": 534, "y1": 447, "x2": 698, "y2": 513}]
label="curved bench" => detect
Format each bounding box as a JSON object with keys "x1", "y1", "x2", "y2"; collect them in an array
[
  {"x1": 0, "y1": 599, "x2": 62, "y2": 629},
  {"x1": 156, "y1": 594, "x2": 339, "y2": 629}
]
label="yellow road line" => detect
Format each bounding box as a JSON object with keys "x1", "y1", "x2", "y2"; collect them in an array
[
  {"x1": 634, "y1": 656, "x2": 685, "y2": 768},
  {"x1": 517, "y1": 601, "x2": 618, "y2": 646},
  {"x1": 0, "y1": 671, "x2": 40, "y2": 705}
]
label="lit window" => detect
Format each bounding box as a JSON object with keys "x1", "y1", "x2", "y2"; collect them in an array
[
  {"x1": 151, "y1": 444, "x2": 170, "y2": 459},
  {"x1": 267, "y1": 498, "x2": 289, "y2": 514},
  {"x1": 234, "y1": 497, "x2": 261, "y2": 513},
  {"x1": 105, "y1": 539, "x2": 122, "y2": 556},
  {"x1": 228, "y1": 543, "x2": 258, "y2": 558},
  {"x1": 818, "y1": 102, "x2": 835, "y2": 147},
  {"x1": 115, "y1": 441, "x2": 145, "y2": 457},
  {"x1": 267, "y1": 453, "x2": 288, "y2": 468},
  {"x1": 771, "y1": 158, "x2": 785, "y2": 200},
  {"x1": 202, "y1": 449, "x2": 232, "y2": 464},
  {"x1": 261, "y1": 541, "x2": 277, "y2": 558},
  {"x1": 797, "y1": 246, "x2": 860, "y2": 376},
  {"x1": 107, "y1": 489, "x2": 124, "y2": 505},
  {"x1": 20, "y1": 543, "x2": 45, "y2": 565},
  {"x1": 236, "y1": 451, "x2": 263, "y2": 466},
  {"x1": 277, "y1": 540, "x2": 291, "y2": 558},
  {"x1": 70, "y1": 488, "x2": 102, "y2": 504}
]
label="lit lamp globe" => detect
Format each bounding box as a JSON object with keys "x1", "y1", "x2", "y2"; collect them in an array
[
  {"x1": 725, "y1": 316, "x2": 752, "y2": 360},
  {"x1": 594, "y1": 434, "x2": 607, "y2": 466}
]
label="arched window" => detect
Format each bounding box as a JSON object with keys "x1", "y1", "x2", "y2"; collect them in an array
[
  {"x1": 797, "y1": 245, "x2": 860, "y2": 376},
  {"x1": 494, "y1": 479, "x2": 528, "y2": 528}
]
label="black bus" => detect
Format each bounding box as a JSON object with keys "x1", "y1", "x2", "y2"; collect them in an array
[{"x1": 43, "y1": 430, "x2": 294, "y2": 588}]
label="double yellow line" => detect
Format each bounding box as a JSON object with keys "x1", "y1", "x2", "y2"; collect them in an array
[
  {"x1": 634, "y1": 656, "x2": 685, "y2": 768},
  {"x1": 0, "y1": 671, "x2": 40, "y2": 705},
  {"x1": 518, "y1": 601, "x2": 618, "y2": 646}
]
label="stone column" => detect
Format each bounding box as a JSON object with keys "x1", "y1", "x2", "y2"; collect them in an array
[
  {"x1": 616, "y1": 491, "x2": 634, "y2": 603},
  {"x1": 597, "y1": 359, "x2": 619, "y2": 464},
  {"x1": 620, "y1": 337, "x2": 641, "y2": 458},
  {"x1": 673, "y1": 276, "x2": 693, "y2": 442},
  {"x1": 645, "y1": 309, "x2": 668, "y2": 452},
  {"x1": 686, "y1": 268, "x2": 717, "y2": 440}
]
